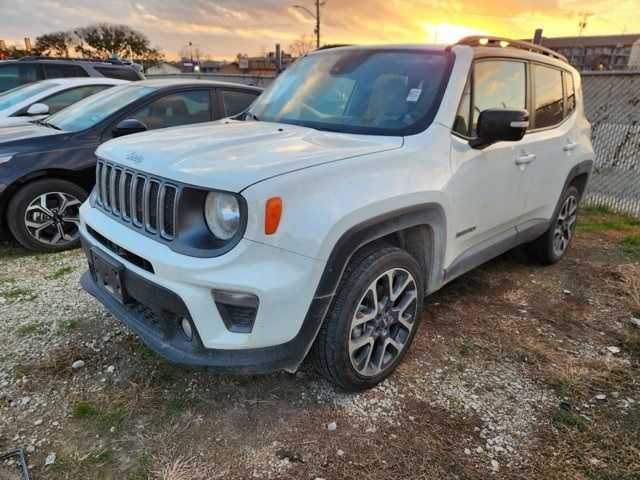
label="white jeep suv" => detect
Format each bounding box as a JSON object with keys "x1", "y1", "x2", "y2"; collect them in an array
[{"x1": 79, "y1": 38, "x2": 594, "y2": 390}]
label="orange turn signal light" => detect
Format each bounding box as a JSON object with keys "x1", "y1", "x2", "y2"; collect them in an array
[{"x1": 265, "y1": 197, "x2": 282, "y2": 235}]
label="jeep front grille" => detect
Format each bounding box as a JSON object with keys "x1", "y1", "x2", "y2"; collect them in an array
[{"x1": 96, "y1": 160, "x2": 178, "y2": 240}]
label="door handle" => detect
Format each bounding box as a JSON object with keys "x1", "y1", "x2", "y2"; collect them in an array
[
  {"x1": 563, "y1": 141, "x2": 578, "y2": 151},
  {"x1": 515, "y1": 153, "x2": 536, "y2": 165}
]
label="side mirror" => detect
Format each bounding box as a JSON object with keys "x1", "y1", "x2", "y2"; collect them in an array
[
  {"x1": 26, "y1": 103, "x2": 49, "y2": 116},
  {"x1": 470, "y1": 109, "x2": 529, "y2": 149},
  {"x1": 112, "y1": 119, "x2": 148, "y2": 138}
]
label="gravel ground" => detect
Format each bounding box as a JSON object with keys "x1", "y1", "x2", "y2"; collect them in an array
[{"x1": 0, "y1": 212, "x2": 639, "y2": 479}]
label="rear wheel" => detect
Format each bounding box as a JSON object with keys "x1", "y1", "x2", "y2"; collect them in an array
[
  {"x1": 7, "y1": 179, "x2": 87, "y2": 253},
  {"x1": 526, "y1": 186, "x2": 579, "y2": 264},
  {"x1": 311, "y1": 245, "x2": 425, "y2": 390}
]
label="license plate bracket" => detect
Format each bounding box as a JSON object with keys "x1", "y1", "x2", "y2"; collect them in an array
[{"x1": 90, "y1": 248, "x2": 132, "y2": 304}]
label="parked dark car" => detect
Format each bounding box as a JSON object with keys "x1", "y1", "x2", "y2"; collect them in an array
[
  {"x1": 0, "y1": 57, "x2": 145, "y2": 93},
  {"x1": 0, "y1": 79, "x2": 262, "y2": 252}
]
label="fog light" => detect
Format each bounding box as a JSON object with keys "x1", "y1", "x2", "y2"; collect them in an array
[{"x1": 181, "y1": 317, "x2": 193, "y2": 341}]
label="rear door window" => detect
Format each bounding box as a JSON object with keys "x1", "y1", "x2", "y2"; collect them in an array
[
  {"x1": 0, "y1": 64, "x2": 38, "y2": 92},
  {"x1": 43, "y1": 64, "x2": 87, "y2": 78},
  {"x1": 220, "y1": 90, "x2": 259, "y2": 117},
  {"x1": 533, "y1": 64, "x2": 564, "y2": 128},
  {"x1": 94, "y1": 66, "x2": 141, "y2": 81},
  {"x1": 128, "y1": 90, "x2": 212, "y2": 130}
]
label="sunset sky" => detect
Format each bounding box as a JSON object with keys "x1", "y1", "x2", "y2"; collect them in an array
[{"x1": 1, "y1": 0, "x2": 639, "y2": 60}]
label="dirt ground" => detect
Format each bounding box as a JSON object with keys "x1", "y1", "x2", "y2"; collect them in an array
[{"x1": 1, "y1": 207, "x2": 639, "y2": 479}]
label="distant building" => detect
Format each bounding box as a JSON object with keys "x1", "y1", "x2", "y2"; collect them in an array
[
  {"x1": 219, "y1": 52, "x2": 296, "y2": 77},
  {"x1": 541, "y1": 34, "x2": 640, "y2": 71}
]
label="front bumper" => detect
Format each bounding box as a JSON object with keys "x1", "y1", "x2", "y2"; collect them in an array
[
  {"x1": 80, "y1": 203, "x2": 330, "y2": 373},
  {"x1": 81, "y1": 269, "x2": 330, "y2": 373}
]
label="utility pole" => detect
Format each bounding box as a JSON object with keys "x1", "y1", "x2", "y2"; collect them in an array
[
  {"x1": 569, "y1": 12, "x2": 592, "y2": 68},
  {"x1": 293, "y1": 0, "x2": 326, "y2": 49}
]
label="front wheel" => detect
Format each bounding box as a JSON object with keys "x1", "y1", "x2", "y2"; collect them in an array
[
  {"x1": 7, "y1": 179, "x2": 87, "y2": 253},
  {"x1": 526, "y1": 185, "x2": 580, "y2": 264},
  {"x1": 310, "y1": 245, "x2": 425, "y2": 391}
]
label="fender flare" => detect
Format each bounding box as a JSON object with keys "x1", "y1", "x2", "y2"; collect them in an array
[
  {"x1": 317, "y1": 203, "x2": 447, "y2": 297},
  {"x1": 279, "y1": 203, "x2": 447, "y2": 371}
]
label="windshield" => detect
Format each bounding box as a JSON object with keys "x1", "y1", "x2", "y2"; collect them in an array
[
  {"x1": 248, "y1": 49, "x2": 452, "y2": 136},
  {"x1": 46, "y1": 84, "x2": 155, "y2": 132},
  {"x1": 0, "y1": 82, "x2": 58, "y2": 111}
]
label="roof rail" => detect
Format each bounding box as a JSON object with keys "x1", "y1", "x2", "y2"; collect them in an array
[
  {"x1": 454, "y1": 36, "x2": 568, "y2": 63},
  {"x1": 17, "y1": 56, "x2": 126, "y2": 65}
]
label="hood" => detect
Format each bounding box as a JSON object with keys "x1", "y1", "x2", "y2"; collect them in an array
[
  {"x1": 96, "y1": 120, "x2": 403, "y2": 192},
  {"x1": 0, "y1": 122, "x2": 70, "y2": 149}
]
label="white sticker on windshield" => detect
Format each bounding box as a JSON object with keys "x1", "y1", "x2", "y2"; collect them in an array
[{"x1": 406, "y1": 88, "x2": 422, "y2": 102}]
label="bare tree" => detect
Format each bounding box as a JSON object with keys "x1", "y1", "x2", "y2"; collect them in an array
[{"x1": 289, "y1": 34, "x2": 316, "y2": 57}]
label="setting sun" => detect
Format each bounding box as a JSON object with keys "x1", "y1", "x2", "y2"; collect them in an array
[{"x1": 421, "y1": 22, "x2": 492, "y2": 45}]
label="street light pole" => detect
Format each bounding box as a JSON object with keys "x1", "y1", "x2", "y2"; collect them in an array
[{"x1": 293, "y1": 1, "x2": 325, "y2": 49}]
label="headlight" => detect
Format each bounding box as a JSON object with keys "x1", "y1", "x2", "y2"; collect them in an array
[
  {"x1": 0, "y1": 153, "x2": 15, "y2": 165},
  {"x1": 204, "y1": 192, "x2": 240, "y2": 240}
]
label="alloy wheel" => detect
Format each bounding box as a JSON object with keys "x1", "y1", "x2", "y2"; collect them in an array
[
  {"x1": 349, "y1": 268, "x2": 418, "y2": 377},
  {"x1": 553, "y1": 194, "x2": 578, "y2": 257},
  {"x1": 24, "y1": 191, "x2": 82, "y2": 246}
]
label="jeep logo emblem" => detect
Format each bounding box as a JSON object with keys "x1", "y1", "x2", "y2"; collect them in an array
[{"x1": 125, "y1": 151, "x2": 143, "y2": 164}]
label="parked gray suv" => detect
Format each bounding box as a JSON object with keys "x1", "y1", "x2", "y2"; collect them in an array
[{"x1": 0, "y1": 57, "x2": 144, "y2": 92}]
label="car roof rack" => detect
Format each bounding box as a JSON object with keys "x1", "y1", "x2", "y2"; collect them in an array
[
  {"x1": 17, "y1": 56, "x2": 126, "y2": 65},
  {"x1": 454, "y1": 36, "x2": 568, "y2": 63}
]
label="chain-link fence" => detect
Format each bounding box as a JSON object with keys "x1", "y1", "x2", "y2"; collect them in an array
[{"x1": 581, "y1": 71, "x2": 640, "y2": 217}]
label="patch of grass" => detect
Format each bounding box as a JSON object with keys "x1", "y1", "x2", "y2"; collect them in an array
[
  {"x1": 620, "y1": 232, "x2": 640, "y2": 257},
  {"x1": 581, "y1": 204, "x2": 615, "y2": 216},
  {"x1": 127, "y1": 453, "x2": 153, "y2": 480},
  {"x1": 16, "y1": 323, "x2": 47, "y2": 337},
  {"x1": 83, "y1": 449, "x2": 111, "y2": 464},
  {"x1": 458, "y1": 344, "x2": 472, "y2": 356},
  {"x1": 47, "y1": 265, "x2": 75, "y2": 280},
  {"x1": 0, "y1": 287, "x2": 36, "y2": 301},
  {"x1": 56, "y1": 318, "x2": 78, "y2": 334},
  {"x1": 71, "y1": 401, "x2": 100, "y2": 418},
  {"x1": 577, "y1": 206, "x2": 640, "y2": 234},
  {"x1": 165, "y1": 395, "x2": 188, "y2": 417},
  {"x1": 551, "y1": 408, "x2": 588, "y2": 432},
  {"x1": 0, "y1": 276, "x2": 16, "y2": 286},
  {"x1": 71, "y1": 400, "x2": 127, "y2": 431}
]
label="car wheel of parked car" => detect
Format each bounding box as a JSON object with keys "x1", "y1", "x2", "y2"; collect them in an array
[
  {"x1": 7, "y1": 179, "x2": 88, "y2": 253},
  {"x1": 311, "y1": 245, "x2": 425, "y2": 391},
  {"x1": 526, "y1": 186, "x2": 580, "y2": 264}
]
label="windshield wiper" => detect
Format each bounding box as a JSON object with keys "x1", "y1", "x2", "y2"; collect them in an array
[
  {"x1": 244, "y1": 111, "x2": 260, "y2": 121},
  {"x1": 313, "y1": 125, "x2": 343, "y2": 133},
  {"x1": 41, "y1": 121, "x2": 61, "y2": 130}
]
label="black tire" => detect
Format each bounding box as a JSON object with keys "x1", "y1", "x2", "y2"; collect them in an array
[
  {"x1": 7, "y1": 178, "x2": 88, "y2": 253},
  {"x1": 525, "y1": 185, "x2": 580, "y2": 265},
  {"x1": 310, "y1": 244, "x2": 425, "y2": 391}
]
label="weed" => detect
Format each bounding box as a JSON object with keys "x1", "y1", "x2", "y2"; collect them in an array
[
  {"x1": 71, "y1": 401, "x2": 100, "y2": 418},
  {"x1": 621, "y1": 232, "x2": 640, "y2": 257},
  {"x1": 551, "y1": 408, "x2": 587, "y2": 432},
  {"x1": 458, "y1": 344, "x2": 472, "y2": 356},
  {"x1": 47, "y1": 265, "x2": 75, "y2": 280},
  {"x1": 165, "y1": 395, "x2": 188, "y2": 417},
  {"x1": 0, "y1": 287, "x2": 36, "y2": 301},
  {"x1": 83, "y1": 449, "x2": 111, "y2": 464},
  {"x1": 17, "y1": 323, "x2": 47, "y2": 337},
  {"x1": 56, "y1": 318, "x2": 78, "y2": 334},
  {"x1": 128, "y1": 453, "x2": 153, "y2": 480}
]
